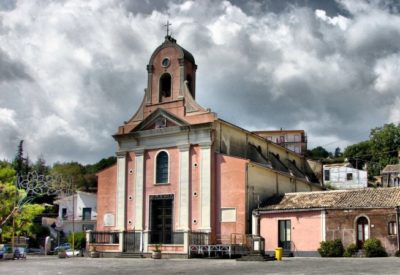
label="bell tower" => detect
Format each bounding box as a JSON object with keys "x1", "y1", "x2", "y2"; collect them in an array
[
  {"x1": 115, "y1": 35, "x2": 216, "y2": 135},
  {"x1": 145, "y1": 35, "x2": 197, "y2": 105}
]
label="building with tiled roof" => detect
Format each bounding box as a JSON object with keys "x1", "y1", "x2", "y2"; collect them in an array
[
  {"x1": 253, "y1": 188, "x2": 400, "y2": 257},
  {"x1": 93, "y1": 34, "x2": 323, "y2": 257},
  {"x1": 381, "y1": 164, "x2": 400, "y2": 187},
  {"x1": 258, "y1": 188, "x2": 400, "y2": 211}
]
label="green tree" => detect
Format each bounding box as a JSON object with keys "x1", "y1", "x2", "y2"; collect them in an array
[
  {"x1": 50, "y1": 162, "x2": 86, "y2": 191},
  {"x1": 1, "y1": 204, "x2": 45, "y2": 239},
  {"x1": 32, "y1": 155, "x2": 49, "y2": 175},
  {"x1": 84, "y1": 156, "x2": 117, "y2": 191},
  {"x1": 306, "y1": 146, "x2": 330, "y2": 159},
  {"x1": 343, "y1": 140, "x2": 372, "y2": 169},
  {"x1": 334, "y1": 147, "x2": 342, "y2": 158},
  {"x1": 12, "y1": 140, "x2": 25, "y2": 175},
  {"x1": 0, "y1": 164, "x2": 44, "y2": 240},
  {"x1": 344, "y1": 123, "x2": 400, "y2": 177},
  {"x1": 369, "y1": 123, "x2": 400, "y2": 176}
]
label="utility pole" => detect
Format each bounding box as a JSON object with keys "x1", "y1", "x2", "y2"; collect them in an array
[{"x1": 72, "y1": 177, "x2": 75, "y2": 256}]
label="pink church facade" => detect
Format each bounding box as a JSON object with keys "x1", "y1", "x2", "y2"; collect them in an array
[{"x1": 93, "y1": 35, "x2": 322, "y2": 256}]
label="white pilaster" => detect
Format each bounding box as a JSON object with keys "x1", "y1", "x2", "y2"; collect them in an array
[
  {"x1": 134, "y1": 149, "x2": 145, "y2": 230},
  {"x1": 252, "y1": 214, "x2": 259, "y2": 235},
  {"x1": 178, "y1": 144, "x2": 190, "y2": 230},
  {"x1": 199, "y1": 143, "x2": 212, "y2": 231},
  {"x1": 116, "y1": 152, "x2": 127, "y2": 230}
]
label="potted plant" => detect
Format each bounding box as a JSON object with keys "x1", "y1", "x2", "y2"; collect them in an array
[
  {"x1": 151, "y1": 244, "x2": 162, "y2": 259},
  {"x1": 58, "y1": 247, "x2": 67, "y2": 258},
  {"x1": 90, "y1": 245, "x2": 100, "y2": 258}
]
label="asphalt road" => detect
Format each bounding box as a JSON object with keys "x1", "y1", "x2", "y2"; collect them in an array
[{"x1": 1, "y1": 256, "x2": 400, "y2": 275}]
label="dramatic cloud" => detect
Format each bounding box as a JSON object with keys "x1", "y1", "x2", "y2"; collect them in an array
[{"x1": 0, "y1": 0, "x2": 399, "y2": 164}]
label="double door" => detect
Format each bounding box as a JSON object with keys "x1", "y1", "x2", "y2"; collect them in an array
[{"x1": 150, "y1": 198, "x2": 173, "y2": 244}]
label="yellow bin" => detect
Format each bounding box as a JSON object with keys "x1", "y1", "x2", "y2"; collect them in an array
[{"x1": 275, "y1": 247, "x2": 283, "y2": 261}]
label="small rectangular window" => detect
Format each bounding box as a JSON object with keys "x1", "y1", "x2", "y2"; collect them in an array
[
  {"x1": 389, "y1": 221, "x2": 397, "y2": 235},
  {"x1": 346, "y1": 173, "x2": 353, "y2": 181},
  {"x1": 82, "y1": 208, "x2": 92, "y2": 221},
  {"x1": 324, "y1": 170, "x2": 330, "y2": 181},
  {"x1": 62, "y1": 208, "x2": 67, "y2": 220}
]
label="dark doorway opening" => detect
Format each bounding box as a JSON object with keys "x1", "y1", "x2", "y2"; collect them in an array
[
  {"x1": 278, "y1": 220, "x2": 291, "y2": 251},
  {"x1": 150, "y1": 195, "x2": 173, "y2": 244},
  {"x1": 357, "y1": 216, "x2": 369, "y2": 249}
]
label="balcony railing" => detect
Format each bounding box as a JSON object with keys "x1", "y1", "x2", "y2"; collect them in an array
[
  {"x1": 189, "y1": 232, "x2": 211, "y2": 245},
  {"x1": 90, "y1": 231, "x2": 120, "y2": 244}
]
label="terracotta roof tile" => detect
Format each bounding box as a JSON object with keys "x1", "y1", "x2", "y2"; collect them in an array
[
  {"x1": 382, "y1": 164, "x2": 400, "y2": 173},
  {"x1": 259, "y1": 188, "x2": 400, "y2": 211}
]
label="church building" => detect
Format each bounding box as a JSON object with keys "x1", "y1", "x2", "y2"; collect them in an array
[{"x1": 93, "y1": 35, "x2": 322, "y2": 256}]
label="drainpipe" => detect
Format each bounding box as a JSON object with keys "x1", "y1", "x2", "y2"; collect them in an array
[{"x1": 396, "y1": 206, "x2": 400, "y2": 251}]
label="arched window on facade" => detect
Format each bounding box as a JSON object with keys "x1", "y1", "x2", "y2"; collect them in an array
[
  {"x1": 159, "y1": 73, "x2": 171, "y2": 101},
  {"x1": 156, "y1": 151, "x2": 169, "y2": 184}
]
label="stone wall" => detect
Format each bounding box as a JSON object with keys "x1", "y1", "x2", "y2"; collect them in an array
[{"x1": 326, "y1": 208, "x2": 398, "y2": 255}]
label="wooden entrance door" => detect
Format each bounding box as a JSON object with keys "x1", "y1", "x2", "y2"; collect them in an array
[
  {"x1": 357, "y1": 217, "x2": 369, "y2": 249},
  {"x1": 150, "y1": 197, "x2": 173, "y2": 244},
  {"x1": 278, "y1": 220, "x2": 291, "y2": 251}
]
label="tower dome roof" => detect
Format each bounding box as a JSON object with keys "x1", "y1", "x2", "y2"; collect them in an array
[{"x1": 149, "y1": 35, "x2": 195, "y2": 65}]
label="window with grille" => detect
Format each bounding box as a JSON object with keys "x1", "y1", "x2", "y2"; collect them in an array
[{"x1": 156, "y1": 151, "x2": 169, "y2": 184}]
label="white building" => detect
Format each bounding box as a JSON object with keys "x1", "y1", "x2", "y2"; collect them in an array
[
  {"x1": 323, "y1": 163, "x2": 367, "y2": 189},
  {"x1": 54, "y1": 191, "x2": 97, "y2": 234}
]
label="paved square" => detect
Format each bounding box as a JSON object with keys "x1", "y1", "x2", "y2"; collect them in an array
[{"x1": 1, "y1": 256, "x2": 400, "y2": 275}]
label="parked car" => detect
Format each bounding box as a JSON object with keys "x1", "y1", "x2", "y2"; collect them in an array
[
  {"x1": 13, "y1": 247, "x2": 26, "y2": 259},
  {"x1": 0, "y1": 245, "x2": 26, "y2": 260},
  {"x1": 54, "y1": 243, "x2": 71, "y2": 252}
]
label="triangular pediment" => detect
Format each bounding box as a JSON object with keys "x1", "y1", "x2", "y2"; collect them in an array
[{"x1": 132, "y1": 108, "x2": 189, "y2": 132}]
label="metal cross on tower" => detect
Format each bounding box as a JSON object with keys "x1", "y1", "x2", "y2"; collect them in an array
[{"x1": 164, "y1": 20, "x2": 171, "y2": 36}]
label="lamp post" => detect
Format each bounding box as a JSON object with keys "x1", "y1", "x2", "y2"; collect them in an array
[{"x1": 72, "y1": 177, "x2": 75, "y2": 256}]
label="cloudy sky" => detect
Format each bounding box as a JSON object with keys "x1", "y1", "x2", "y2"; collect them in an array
[{"x1": 1, "y1": 0, "x2": 400, "y2": 164}]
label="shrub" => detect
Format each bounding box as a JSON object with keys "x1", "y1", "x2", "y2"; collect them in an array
[
  {"x1": 67, "y1": 231, "x2": 87, "y2": 250},
  {"x1": 395, "y1": 250, "x2": 400, "y2": 257},
  {"x1": 343, "y1": 243, "x2": 358, "y2": 257},
  {"x1": 318, "y1": 239, "x2": 344, "y2": 257},
  {"x1": 363, "y1": 239, "x2": 387, "y2": 257}
]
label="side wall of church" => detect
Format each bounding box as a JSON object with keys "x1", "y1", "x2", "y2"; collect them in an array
[
  {"x1": 215, "y1": 121, "x2": 305, "y2": 172},
  {"x1": 96, "y1": 165, "x2": 118, "y2": 231},
  {"x1": 215, "y1": 153, "x2": 248, "y2": 243}
]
